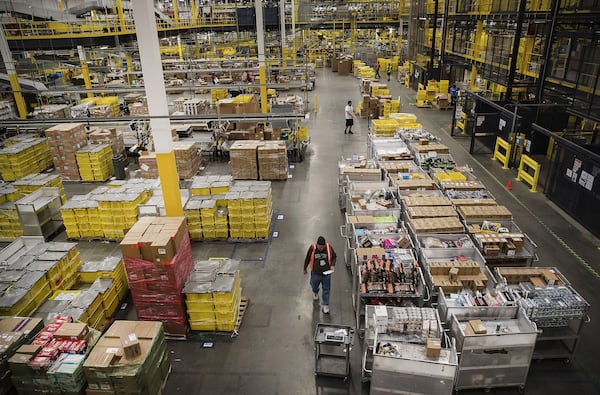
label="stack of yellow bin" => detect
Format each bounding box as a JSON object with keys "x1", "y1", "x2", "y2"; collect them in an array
[
  {"x1": 184, "y1": 198, "x2": 204, "y2": 240},
  {"x1": 353, "y1": 60, "x2": 366, "y2": 77},
  {"x1": 0, "y1": 184, "x2": 23, "y2": 240},
  {"x1": 96, "y1": 188, "x2": 151, "y2": 239},
  {"x1": 226, "y1": 192, "x2": 242, "y2": 238},
  {"x1": 79, "y1": 256, "x2": 129, "y2": 303},
  {"x1": 211, "y1": 88, "x2": 229, "y2": 105},
  {"x1": 0, "y1": 239, "x2": 82, "y2": 316},
  {"x1": 13, "y1": 173, "x2": 67, "y2": 203},
  {"x1": 75, "y1": 144, "x2": 114, "y2": 182},
  {"x1": 371, "y1": 119, "x2": 399, "y2": 137},
  {"x1": 0, "y1": 138, "x2": 53, "y2": 181},
  {"x1": 60, "y1": 200, "x2": 103, "y2": 239},
  {"x1": 183, "y1": 259, "x2": 241, "y2": 332},
  {"x1": 253, "y1": 183, "x2": 273, "y2": 239}
]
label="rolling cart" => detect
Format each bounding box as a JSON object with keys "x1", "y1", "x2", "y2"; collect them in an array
[{"x1": 314, "y1": 323, "x2": 355, "y2": 379}]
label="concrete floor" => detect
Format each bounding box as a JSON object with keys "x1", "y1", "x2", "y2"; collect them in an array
[{"x1": 62, "y1": 68, "x2": 600, "y2": 394}]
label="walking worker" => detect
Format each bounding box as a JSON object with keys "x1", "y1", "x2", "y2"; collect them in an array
[
  {"x1": 450, "y1": 84, "x2": 458, "y2": 105},
  {"x1": 374, "y1": 61, "x2": 381, "y2": 79},
  {"x1": 303, "y1": 236, "x2": 337, "y2": 314},
  {"x1": 386, "y1": 62, "x2": 392, "y2": 81},
  {"x1": 344, "y1": 100, "x2": 355, "y2": 134}
]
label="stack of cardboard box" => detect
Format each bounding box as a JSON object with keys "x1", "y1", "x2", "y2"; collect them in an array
[
  {"x1": 173, "y1": 141, "x2": 202, "y2": 179},
  {"x1": 32, "y1": 104, "x2": 70, "y2": 119},
  {"x1": 138, "y1": 151, "x2": 159, "y2": 179},
  {"x1": 46, "y1": 123, "x2": 88, "y2": 181},
  {"x1": 0, "y1": 317, "x2": 44, "y2": 391},
  {"x1": 128, "y1": 102, "x2": 149, "y2": 116},
  {"x1": 88, "y1": 127, "x2": 125, "y2": 156},
  {"x1": 258, "y1": 141, "x2": 288, "y2": 180},
  {"x1": 83, "y1": 321, "x2": 170, "y2": 395},
  {"x1": 9, "y1": 317, "x2": 91, "y2": 394},
  {"x1": 337, "y1": 56, "x2": 353, "y2": 76},
  {"x1": 217, "y1": 94, "x2": 260, "y2": 114},
  {"x1": 229, "y1": 141, "x2": 261, "y2": 180},
  {"x1": 120, "y1": 217, "x2": 193, "y2": 336}
]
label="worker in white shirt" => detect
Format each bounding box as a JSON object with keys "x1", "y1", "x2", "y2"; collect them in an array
[{"x1": 344, "y1": 100, "x2": 355, "y2": 134}]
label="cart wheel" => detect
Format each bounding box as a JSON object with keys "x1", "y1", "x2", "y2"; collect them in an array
[
  {"x1": 564, "y1": 358, "x2": 571, "y2": 364},
  {"x1": 518, "y1": 385, "x2": 525, "y2": 393},
  {"x1": 484, "y1": 388, "x2": 491, "y2": 393}
]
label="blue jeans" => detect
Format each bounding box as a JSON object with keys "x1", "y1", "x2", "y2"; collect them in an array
[{"x1": 310, "y1": 272, "x2": 331, "y2": 306}]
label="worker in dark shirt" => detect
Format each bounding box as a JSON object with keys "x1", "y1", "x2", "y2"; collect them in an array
[{"x1": 303, "y1": 236, "x2": 337, "y2": 314}]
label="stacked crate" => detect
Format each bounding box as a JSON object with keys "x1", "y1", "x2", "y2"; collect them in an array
[
  {"x1": 96, "y1": 187, "x2": 151, "y2": 239},
  {"x1": 82, "y1": 96, "x2": 120, "y2": 117},
  {"x1": 60, "y1": 200, "x2": 102, "y2": 239},
  {"x1": 79, "y1": 256, "x2": 129, "y2": 303},
  {"x1": 258, "y1": 141, "x2": 288, "y2": 180},
  {"x1": 83, "y1": 321, "x2": 170, "y2": 394},
  {"x1": 75, "y1": 144, "x2": 114, "y2": 181},
  {"x1": 46, "y1": 123, "x2": 88, "y2": 181},
  {"x1": 128, "y1": 101, "x2": 149, "y2": 116},
  {"x1": 228, "y1": 181, "x2": 273, "y2": 239},
  {"x1": 0, "y1": 239, "x2": 82, "y2": 317},
  {"x1": 0, "y1": 184, "x2": 23, "y2": 240},
  {"x1": 120, "y1": 217, "x2": 193, "y2": 336},
  {"x1": 211, "y1": 88, "x2": 229, "y2": 105},
  {"x1": 13, "y1": 173, "x2": 67, "y2": 203},
  {"x1": 88, "y1": 127, "x2": 125, "y2": 155},
  {"x1": 9, "y1": 317, "x2": 92, "y2": 394},
  {"x1": 47, "y1": 287, "x2": 108, "y2": 331},
  {"x1": 0, "y1": 138, "x2": 53, "y2": 181},
  {"x1": 183, "y1": 259, "x2": 242, "y2": 332}
]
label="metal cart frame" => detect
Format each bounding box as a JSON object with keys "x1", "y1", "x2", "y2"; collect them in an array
[
  {"x1": 494, "y1": 266, "x2": 590, "y2": 361},
  {"x1": 449, "y1": 308, "x2": 538, "y2": 392},
  {"x1": 314, "y1": 323, "x2": 355, "y2": 379}
]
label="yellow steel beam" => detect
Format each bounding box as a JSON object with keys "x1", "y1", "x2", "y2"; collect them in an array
[
  {"x1": 125, "y1": 52, "x2": 133, "y2": 85},
  {"x1": 173, "y1": 0, "x2": 180, "y2": 27},
  {"x1": 259, "y1": 65, "x2": 268, "y2": 113},
  {"x1": 116, "y1": 0, "x2": 126, "y2": 32},
  {"x1": 156, "y1": 151, "x2": 184, "y2": 216},
  {"x1": 8, "y1": 74, "x2": 27, "y2": 118}
]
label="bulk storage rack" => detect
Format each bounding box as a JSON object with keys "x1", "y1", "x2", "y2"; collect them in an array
[
  {"x1": 494, "y1": 266, "x2": 590, "y2": 361},
  {"x1": 448, "y1": 308, "x2": 538, "y2": 392},
  {"x1": 15, "y1": 187, "x2": 63, "y2": 240}
]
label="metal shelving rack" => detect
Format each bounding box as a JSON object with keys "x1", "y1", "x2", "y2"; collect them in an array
[{"x1": 15, "y1": 187, "x2": 63, "y2": 240}]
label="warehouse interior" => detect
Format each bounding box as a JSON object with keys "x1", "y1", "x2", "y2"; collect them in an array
[{"x1": 0, "y1": 0, "x2": 598, "y2": 394}]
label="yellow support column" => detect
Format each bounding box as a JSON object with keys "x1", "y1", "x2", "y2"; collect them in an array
[
  {"x1": 132, "y1": 0, "x2": 182, "y2": 217},
  {"x1": 156, "y1": 152, "x2": 184, "y2": 215},
  {"x1": 191, "y1": 0, "x2": 197, "y2": 25},
  {"x1": 177, "y1": 35, "x2": 184, "y2": 60},
  {"x1": 116, "y1": 0, "x2": 126, "y2": 32},
  {"x1": 473, "y1": 20, "x2": 483, "y2": 60},
  {"x1": 0, "y1": 26, "x2": 27, "y2": 118},
  {"x1": 256, "y1": 0, "x2": 268, "y2": 113},
  {"x1": 77, "y1": 46, "x2": 94, "y2": 99},
  {"x1": 259, "y1": 65, "x2": 268, "y2": 114},
  {"x1": 470, "y1": 64, "x2": 478, "y2": 90},
  {"x1": 125, "y1": 52, "x2": 133, "y2": 85},
  {"x1": 173, "y1": 0, "x2": 180, "y2": 27}
]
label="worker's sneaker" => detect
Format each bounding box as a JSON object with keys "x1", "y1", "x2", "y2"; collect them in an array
[
  {"x1": 348, "y1": 131, "x2": 354, "y2": 134},
  {"x1": 322, "y1": 305, "x2": 330, "y2": 314},
  {"x1": 313, "y1": 292, "x2": 319, "y2": 300}
]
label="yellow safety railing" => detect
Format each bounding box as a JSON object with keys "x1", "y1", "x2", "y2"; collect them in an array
[
  {"x1": 492, "y1": 136, "x2": 511, "y2": 169},
  {"x1": 516, "y1": 154, "x2": 541, "y2": 192}
]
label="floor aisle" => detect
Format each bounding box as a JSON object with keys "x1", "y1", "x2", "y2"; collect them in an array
[{"x1": 64, "y1": 67, "x2": 599, "y2": 394}]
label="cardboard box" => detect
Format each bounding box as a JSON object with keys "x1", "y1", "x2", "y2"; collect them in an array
[
  {"x1": 426, "y1": 338, "x2": 441, "y2": 358},
  {"x1": 54, "y1": 323, "x2": 90, "y2": 340},
  {"x1": 121, "y1": 333, "x2": 142, "y2": 359},
  {"x1": 468, "y1": 320, "x2": 487, "y2": 334},
  {"x1": 16, "y1": 344, "x2": 41, "y2": 355}
]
